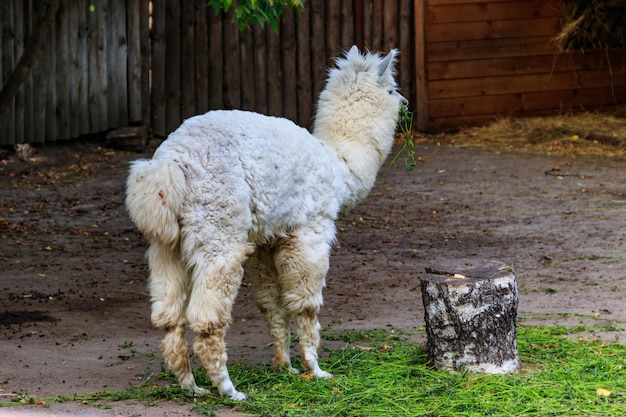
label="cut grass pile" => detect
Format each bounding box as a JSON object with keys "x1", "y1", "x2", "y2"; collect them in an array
[
  {"x1": 4, "y1": 326, "x2": 626, "y2": 416},
  {"x1": 437, "y1": 105, "x2": 626, "y2": 158}
]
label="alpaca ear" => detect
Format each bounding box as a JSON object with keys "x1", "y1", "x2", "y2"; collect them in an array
[
  {"x1": 377, "y1": 49, "x2": 398, "y2": 78},
  {"x1": 347, "y1": 45, "x2": 360, "y2": 58}
]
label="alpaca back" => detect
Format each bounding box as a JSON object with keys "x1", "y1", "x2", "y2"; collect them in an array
[{"x1": 130, "y1": 110, "x2": 349, "y2": 246}]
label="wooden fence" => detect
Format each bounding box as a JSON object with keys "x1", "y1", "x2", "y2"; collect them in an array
[
  {"x1": 0, "y1": 0, "x2": 150, "y2": 146},
  {"x1": 1, "y1": 0, "x2": 625, "y2": 145},
  {"x1": 149, "y1": 0, "x2": 415, "y2": 137},
  {"x1": 415, "y1": 0, "x2": 626, "y2": 130},
  {"x1": 0, "y1": 0, "x2": 414, "y2": 145}
]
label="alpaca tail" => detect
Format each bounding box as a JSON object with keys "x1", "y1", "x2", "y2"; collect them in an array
[{"x1": 125, "y1": 158, "x2": 187, "y2": 246}]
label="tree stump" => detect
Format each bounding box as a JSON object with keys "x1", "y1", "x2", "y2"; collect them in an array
[{"x1": 420, "y1": 259, "x2": 520, "y2": 374}]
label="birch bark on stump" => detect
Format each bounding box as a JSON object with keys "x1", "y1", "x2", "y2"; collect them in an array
[{"x1": 420, "y1": 259, "x2": 520, "y2": 374}]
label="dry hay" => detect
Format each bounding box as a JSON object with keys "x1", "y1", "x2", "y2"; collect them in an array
[
  {"x1": 555, "y1": 0, "x2": 626, "y2": 51},
  {"x1": 445, "y1": 105, "x2": 626, "y2": 157}
]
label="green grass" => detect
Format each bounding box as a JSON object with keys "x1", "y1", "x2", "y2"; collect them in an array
[{"x1": 3, "y1": 326, "x2": 626, "y2": 416}]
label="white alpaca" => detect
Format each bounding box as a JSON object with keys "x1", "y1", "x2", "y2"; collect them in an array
[{"x1": 125, "y1": 45, "x2": 405, "y2": 400}]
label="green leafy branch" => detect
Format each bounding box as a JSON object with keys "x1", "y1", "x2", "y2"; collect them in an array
[{"x1": 208, "y1": 0, "x2": 304, "y2": 32}]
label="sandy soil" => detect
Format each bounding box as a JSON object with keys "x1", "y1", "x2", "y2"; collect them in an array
[{"x1": 1, "y1": 137, "x2": 625, "y2": 416}]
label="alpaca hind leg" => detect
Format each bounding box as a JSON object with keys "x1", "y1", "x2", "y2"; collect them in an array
[
  {"x1": 146, "y1": 243, "x2": 204, "y2": 394},
  {"x1": 161, "y1": 325, "x2": 207, "y2": 395},
  {"x1": 248, "y1": 248, "x2": 298, "y2": 374},
  {"x1": 193, "y1": 326, "x2": 246, "y2": 400},
  {"x1": 275, "y1": 229, "x2": 333, "y2": 379},
  {"x1": 295, "y1": 308, "x2": 331, "y2": 379},
  {"x1": 186, "y1": 244, "x2": 252, "y2": 400}
]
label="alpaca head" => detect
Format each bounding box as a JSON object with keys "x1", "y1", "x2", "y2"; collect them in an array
[
  {"x1": 312, "y1": 46, "x2": 407, "y2": 206},
  {"x1": 313, "y1": 45, "x2": 406, "y2": 167}
]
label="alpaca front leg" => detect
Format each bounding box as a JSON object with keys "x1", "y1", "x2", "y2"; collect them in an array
[
  {"x1": 249, "y1": 249, "x2": 299, "y2": 374},
  {"x1": 273, "y1": 225, "x2": 335, "y2": 380},
  {"x1": 261, "y1": 303, "x2": 298, "y2": 374},
  {"x1": 296, "y1": 308, "x2": 333, "y2": 379}
]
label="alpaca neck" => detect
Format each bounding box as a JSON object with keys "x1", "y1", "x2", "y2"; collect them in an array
[{"x1": 312, "y1": 118, "x2": 395, "y2": 209}]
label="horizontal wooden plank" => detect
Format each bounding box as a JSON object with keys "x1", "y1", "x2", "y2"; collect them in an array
[
  {"x1": 427, "y1": 1, "x2": 562, "y2": 24},
  {"x1": 427, "y1": 36, "x2": 558, "y2": 62},
  {"x1": 428, "y1": 86, "x2": 626, "y2": 118},
  {"x1": 429, "y1": 67, "x2": 626, "y2": 99},
  {"x1": 429, "y1": 98, "x2": 626, "y2": 130},
  {"x1": 428, "y1": 50, "x2": 626, "y2": 80},
  {"x1": 428, "y1": 0, "x2": 521, "y2": 5},
  {"x1": 427, "y1": 17, "x2": 561, "y2": 43}
]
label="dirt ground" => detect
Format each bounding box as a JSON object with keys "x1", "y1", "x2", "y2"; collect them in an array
[{"x1": 1, "y1": 132, "x2": 625, "y2": 416}]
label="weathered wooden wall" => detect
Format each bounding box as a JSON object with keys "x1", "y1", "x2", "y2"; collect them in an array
[
  {"x1": 0, "y1": 0, "x2": 150, "y2": 146},
  {"x1": 2, "y1": 0, "x2": 625, "y2": 145},
  {"x1": 150, "y1": 0, "x2": 415, "y2": 137},
  {"x1": 415, "y1": 0, "x2": 626, "y2": 131},
  {"x1": 0, "y1": 0, "x2": 414, "y2": 145}
]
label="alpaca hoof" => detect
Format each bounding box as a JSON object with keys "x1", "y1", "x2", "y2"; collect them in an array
[
  {"x1": 315, "y1": 370, "x2": 333, "y2": 380},
  {"x1": 285, "y1": 366, "x2": 300, "y2": 375},
  {"x1": 192, "y1": 386, "x2": 208, "y2": 396},
  {"x1": 228, "y1": 391, "x2": 248, "y2": 401}
]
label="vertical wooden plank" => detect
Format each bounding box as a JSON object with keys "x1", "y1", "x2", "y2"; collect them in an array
[
  {"x1": 281, "y1": 8, "x2": 297, "y2": 122},
  {"x1": 165, "y1": 0, "x2": 181, "y2": 133},
  {"x1": 399, "y1": 0, "x2": 412, "y2": 102},
  {"x1": 21, "y1": 0, "x2": 34, "y2": 143},
  {"x1": 371, "y1": 0, "x2": 383, "y2": 51},
  {"x1": 13, "y1": 0, "x2": 24, "y2": 143},
  {"x1": 109, "y1": 0, "x2": 127, "y2": 128},
  {"x1": 90, "y1": 0, "x2": 109, "y2": 133},
  {"x1": 207, "y1": 7, "x2": 223, "y2": 109},
  {"x1": 180, "y1": 0, "x2": 195, "y2": 119},
  {"x1": 127, "y1": 0, "x2": 143, "y2": 123},
  {"x1": 55, "y1": 0, "x2": 70, "y2": 139},
  {"x1": 222, "y1": 8, "x2": 240, "y2": 110},
  {"x1": 150, "y1": 0, "x2": 165, "y2": 136},
  {"x1": 139, "y1": 0, "x2": 150, "y2": 125},
  {"x1": 340, "y1": 0, "x2": 354, "y2": 50},
  {"x1": 68, "y1": 1, "x2": 80, "y2": 139},
  {"x1": 44, "y1": 6, "x2": 57, "y2": 141},
  {"x1": 296, "y1": 3, "x2": 312, "y2": 127},
  {"x1": 32, "y1": 0, "x2": 46, "y2": 142},
  {"x1": 310, "y1": 0, "x2": 325, "y2": 100},
  {"x1": 414, "y1": 0, "x2": 428, "y2": 130},
  {"x1": 354, "y1": 0, "x2": 364, "y2": 50},
  {"x1": 106, "y1": 0, "x2": 119, "y2": 129},
  {"x1": 383, "y1": 0, "x2": 398, "y2": 53},
  {"x1": 266, "y1": 27, "x2": 281, "y2": 116},
  {"x1": 194, "y1": 0, "x2": 209, "y2": 115},
  {"x1": 252, "y1": 25, "x2": 267, "y2": 115},
  {"x1": 0, "y1": 1, "x2": 15, "y2": 145},
  {"x1": 325, "y1": 0, "x2": 340, "y2": 58},
  {"x1": 362, "y1": 0, "x2": 373, "y2": 49},
  {"x1": 77, "y1": 0, "x2": 90, "y2": 136},
  {"x1": 240, "y1": 27, "x2": 255, "y2": 111}
]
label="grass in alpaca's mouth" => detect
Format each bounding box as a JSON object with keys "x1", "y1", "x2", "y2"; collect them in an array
[{"x1": 384, "y1": 106, "x2": 417, "y2": 177}]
